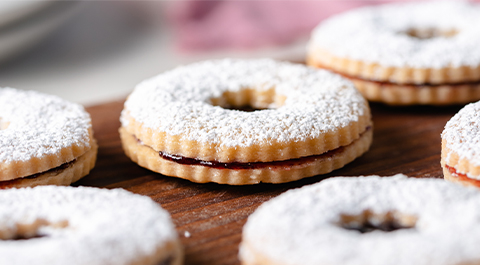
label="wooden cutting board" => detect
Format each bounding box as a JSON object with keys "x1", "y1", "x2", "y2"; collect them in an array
[{"x1": 78, "y1": 100, "x2": 462, "y2": 265}]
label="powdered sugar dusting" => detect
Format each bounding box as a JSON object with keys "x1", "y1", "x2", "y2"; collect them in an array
[
  {"x1": 309, "y1": 1, "x2": 480, "y2": 68},
  {"x1": 0, "y1": 186, "x2": 178, "y2": 265},
  {"x1": 122, "y1": 59, "x2": 368, "y2": 147},
  {"x1": 241, "y1": 175, "x2": 480, "y2": 265},
  {"x1": 0, "y1": 88, "x2": 91, "y2": 163},
  {"x1": 442, "y1": 101, "x2": 480, "y2": 167}
]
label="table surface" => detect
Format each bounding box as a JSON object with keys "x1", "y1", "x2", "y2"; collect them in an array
[{"x1": 77, "y1": 99, "x2": 463, "y2": 265}]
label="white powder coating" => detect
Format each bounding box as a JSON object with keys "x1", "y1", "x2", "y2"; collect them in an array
[
  {"x1": 241, "y1": 175, "x2": 480, "y2": 265},
  {"x1": 309, "y1": 1, "x2": 480, "y2": 68},
  {"x1": 0, "y1": 88, "x2": 91, "y2": 163},
  {"x1": 0, "y1": 186, "x2": 178, "y2": 265},
  {"x1": 121, "y1": 59, "x2": 368, "y2": 147},
  {"x1": 442, "y1": 101, "x2": 480, "y2": 167}
]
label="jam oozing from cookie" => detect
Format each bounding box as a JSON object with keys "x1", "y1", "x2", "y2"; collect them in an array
[
  {"x1": 445, "y1": 164, "x2": 480, "y2": 187},
  {"x1": 158, "y1": 127, "x2": 371, "y2": 170},
  {"x1": 339, "y1": 210, "x2": 417, "y2": 234}
]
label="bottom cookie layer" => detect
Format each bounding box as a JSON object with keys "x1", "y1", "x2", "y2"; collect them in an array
[
  {"x1": 443, "y1": 165, "x2": 480, "y2": 188},
  {"x1": 0, "y1": 141, "x2": 98, "y2": 188},
  {"x1": 240, "y1": 175, "x2": 480, "y2": 265},
  {"x1": 351, "y1": 78, "x2": 480, "y2": 106},
  {"x1": 120, "y1": 127, "x2": 373, "y2": 185},
  {"x1": 308, "y1": 62, "x2": 480, "y2": 105}
]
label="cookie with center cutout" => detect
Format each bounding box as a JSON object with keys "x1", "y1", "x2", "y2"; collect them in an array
[
  {"x1": 0, "y1": 186, "x2": 183, "y2": 265},
  {"x1": 240, "y1": 175, "x2": 480, "y2": 265},
  {"x1": 120, "y1": 59, "x2": 372, "y2": 185},
  {"x1": 307, "y1": 1, "x2": 480, "y2": 105}
]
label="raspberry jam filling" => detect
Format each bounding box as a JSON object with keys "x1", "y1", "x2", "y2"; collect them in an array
[
  {"x1": 159, "y1": 146, "x2": 345, "y2": 170},
  {"x1": 445, "y1": 164, "x2": 480, "y2": 186},
  {"x1": 0, "y1": 159, "x2": 76, "y2": 186},
  {"x1": 158, "y1": 127, "x2": 371, "y2": 170}
]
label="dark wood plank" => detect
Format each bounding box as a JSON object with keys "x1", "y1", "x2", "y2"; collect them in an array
[{"x1": 76, "y1": 100, "x2": 463, "y2": 265}]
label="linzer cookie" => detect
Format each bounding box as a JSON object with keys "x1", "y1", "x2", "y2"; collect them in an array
[
  {"x1": 307, "y1": 1, "x2": 480, "y2": 105},
  {"x1": 0, "y1": 186, "x2": 183, "y2": 265},
  {"x1": 240, "y1": 175, "x2": 480, "y2": 265},
  {"x1": 120, "y1": 59, "x2": 372, "y2": 185},
  {"x1": 0, "y1": 88, "x2": 97, "y2": 188},
  {"x1": 442, "y1": 101, "x2": 480, "y2": 187}
]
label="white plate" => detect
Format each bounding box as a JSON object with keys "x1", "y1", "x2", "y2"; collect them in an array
[
  {"x1": 0, "y1": 1, "x2": 80, "y2": 63},
  {"x1": 0, "y1": 0, "x2": 53, "y2": 28}
]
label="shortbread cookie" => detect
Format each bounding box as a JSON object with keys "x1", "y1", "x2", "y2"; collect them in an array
[
  {"x1": 307, "y1": 1, "x2": 480, "y2": 105},
  {"x1": 0, "y1": 88, "x2": 97, "y2": 187},
  {"x1": 442, "y1": 101, "x2": 480, "y2": 187},
  {"x1": 240, "y1": 175, "x2": 480, "y2": 265},
  {"x1": 120, "y1": 59, "x2": 372, "y2": 185},
  {"x1": 0, "y1": 186, "x2": 183, "y2": 265}
]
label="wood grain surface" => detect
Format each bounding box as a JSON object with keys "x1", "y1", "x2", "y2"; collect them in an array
[{"x1": 77, "y1": 100, "x2": 463, "y2": 265}]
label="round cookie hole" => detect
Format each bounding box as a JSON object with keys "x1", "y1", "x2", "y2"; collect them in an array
[
  {"x1": 1, "y1": 219, "x2": 69, "y2": 240},
  {"x1": 210, "y1": 88, "x2": 286, "y2": 112},
  {"x1": 338, "y1": 210, "x2": 417, "y2": 233},
  {"x1": 402, "y1": 28, "x2": 458, "y2": 39}
]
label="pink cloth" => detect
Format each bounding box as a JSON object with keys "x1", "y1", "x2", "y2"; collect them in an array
[
  {"x1": 164, "y1": 1, "x2": 392, "y2": 51},
  {"x1": 165, "y1": 0, "x2": 480, "y2": 52}
]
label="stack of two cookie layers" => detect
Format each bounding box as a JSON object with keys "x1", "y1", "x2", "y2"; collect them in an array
[
  {"x1": 120, "y1": 59, "x2": 373, "y2": 185},
  {"x1": 0, "y1": 88, "x2": 97, "y2": 188},
  {"x1": 307, "y1": 1, "x2": 480, "y2": 105}
]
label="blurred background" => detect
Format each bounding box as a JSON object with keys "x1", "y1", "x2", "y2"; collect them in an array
[{"x1": 0, "y1": 0, "x2": 477, "y2": 106}]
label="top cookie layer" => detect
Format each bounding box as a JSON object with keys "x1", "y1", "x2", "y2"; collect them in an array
[
  {"x1": 0, "y1": 88, "x2": 93, "y2": 180},
  {"x1": 310, "y1": 1, "x2": 480, "y2": 69},
  {"x1": 121, "y1": 59, "x2": 370, "y2": 162},
  {"x1": 308, "y1": 1, "x2": 480, "y2": 85},
  {"x1": 241, "y1": 175, "x2": 480, "y2": 265},
  {"x1": 0, "y1": 186, "x2": 179, "y2": 265}
]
